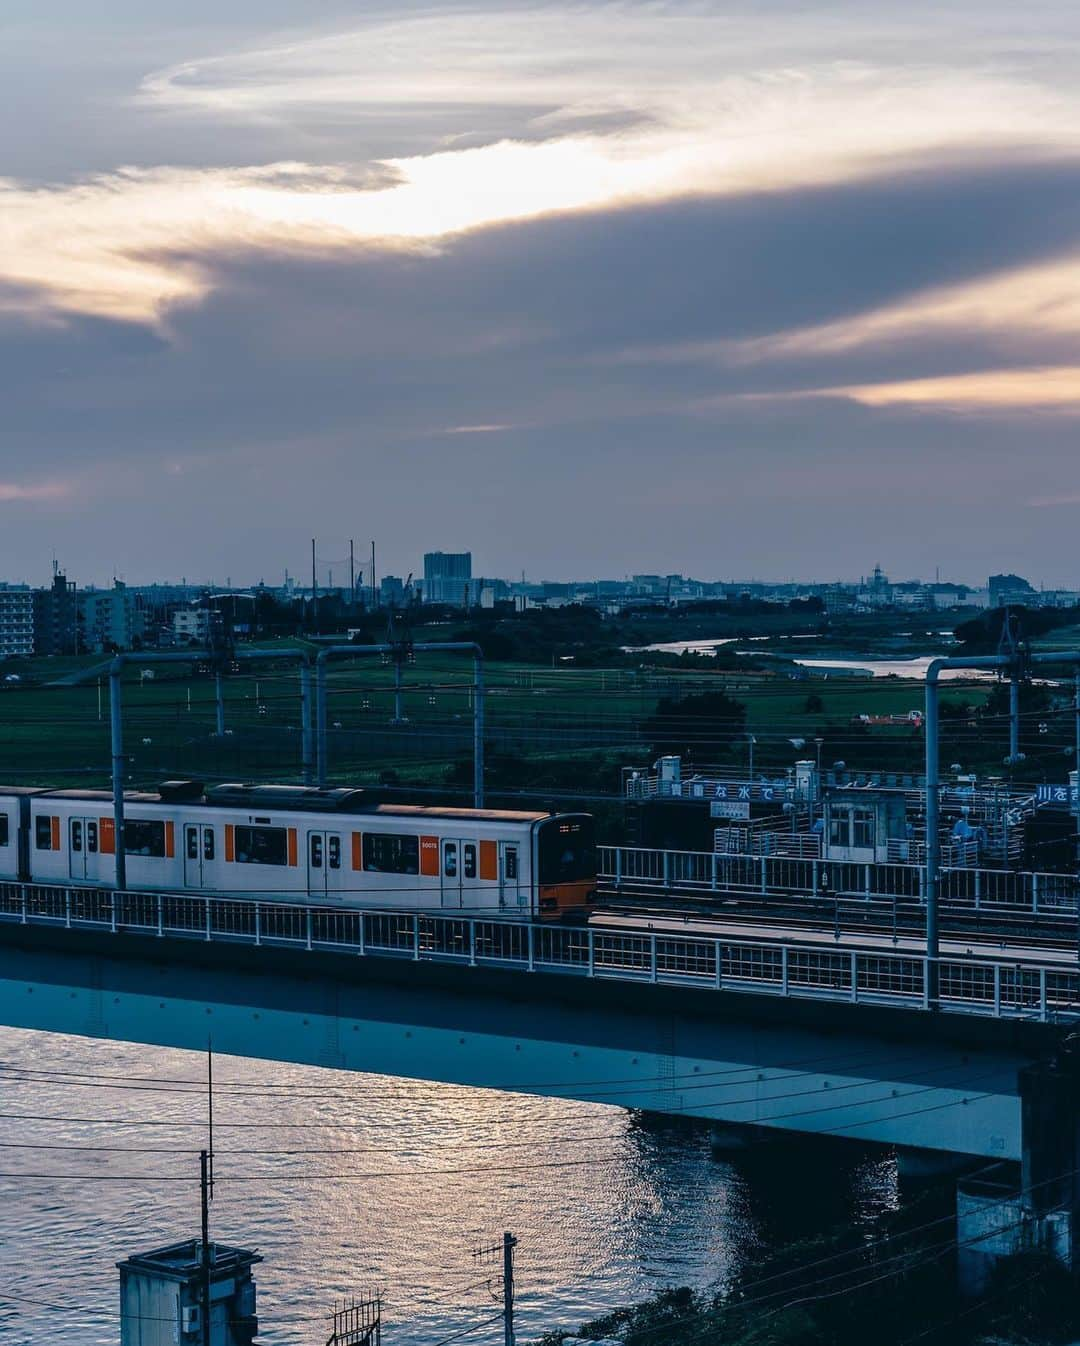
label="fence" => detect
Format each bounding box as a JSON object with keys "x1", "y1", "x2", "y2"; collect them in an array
[
  {"x1": 599, "y1": 845, "x2": 1079, "y2": 918},
  {"x1": 0, "y1": 881, "x2": 1075, "y2": 1023}
]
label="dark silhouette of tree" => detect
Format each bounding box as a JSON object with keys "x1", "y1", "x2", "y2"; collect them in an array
[{"x1": 643, "y1": 690, "x2": 747, "y2": 762}]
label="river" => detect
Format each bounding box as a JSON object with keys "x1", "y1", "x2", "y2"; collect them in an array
[
  {"x1": 628, "y1": 641, "x2": 999, "y2": 681},
  {"x1": 0, "y1": 1027, "x2": 901, "y2": 1344}
]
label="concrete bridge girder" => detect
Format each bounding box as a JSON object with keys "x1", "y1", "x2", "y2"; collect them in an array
[{"x1": 0, "y1": 939, "x2": 1030, "y2": 1162}]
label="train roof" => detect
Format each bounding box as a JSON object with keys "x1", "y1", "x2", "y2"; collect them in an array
[{"x1": 14, "y1": 782, "x2": 556, "y2": 822}]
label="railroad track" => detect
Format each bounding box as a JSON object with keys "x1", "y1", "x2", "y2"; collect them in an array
[{"x1": 595, "y1": 887, "x2": 1080, "y2": 949}]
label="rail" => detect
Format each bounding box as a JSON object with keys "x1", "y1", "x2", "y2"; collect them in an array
[
  {"x1": 0, "y1": 881, "x2": 1075, "y2": 1023},
  {"x1": 599, "y1": 845, "x2": 1079, "y2": 918}
]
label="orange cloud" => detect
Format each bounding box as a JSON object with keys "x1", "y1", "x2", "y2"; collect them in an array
[{"x1": 816, "y1": 365, "x2": 1080, "y2": 410}]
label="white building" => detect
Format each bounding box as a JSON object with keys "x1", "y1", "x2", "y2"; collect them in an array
[
  {"x1": 172, "y1": 607, "x2": 213, "y2": 644},
  {"x1": 0, "y1": 585, "x2": 33, "y2": 657}
]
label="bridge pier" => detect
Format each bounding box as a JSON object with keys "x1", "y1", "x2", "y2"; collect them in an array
[
  {"x1": 895, "y1": 1147, "x2": 978, "y2": 1182},
  {"x1": 957, "y1": 1053, "x2": 1080, "y2": 1294}
]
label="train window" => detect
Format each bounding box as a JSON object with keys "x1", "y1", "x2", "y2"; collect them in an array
[
  {"x1": 328, "y1": 836, "x2": 341, "y2": 870},
  {"x1": 203, "y1": 830, "x2": 215, "y2": 862},
  {"x1": 87, "y1": 822, "x2": 98, "y2": 854},
  {"x1": 123, "y1": 820, "x2": 167, "y2": 858},
  {"x1": 310, "y1": 834, "x2": 323, "y2": 869},
  {"x1": 537, "y1": 817, "x2": 595, "y2": 885},
  {"x1": 234, "y1": 825, "x2": 288, "y2": 867},
  {"x1": 852, "y1": 809, "x2": 876, "y2": 849},
  {"x1": 444, "y1": 842, "x2": 458, "y2": 878},
  {"x1": 463, "y1": 844, "x2": 477, "y2": 879},
  {"x1": 187, "y1": 828, "x2": 199, "y2": 860},
  {"x1": 0, "y1": 814, "x2": 8, "y2": 847},
  {"x1": 71, "y1": 820, "x2": 83, "y2": 853},
  {"x1": 504, "y1": 846, "x2": 518, "y2": 880},
  {"x1": 362, "y1": 833, "x2": 420, "y2": 875},
  {"x1": 35, "y1": 816, "x2": 53, "y2": 850}
]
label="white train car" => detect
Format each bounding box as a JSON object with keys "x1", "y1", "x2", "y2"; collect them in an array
[{"x1": 4, "y1": 782, "x2": 596, "y2": 920}]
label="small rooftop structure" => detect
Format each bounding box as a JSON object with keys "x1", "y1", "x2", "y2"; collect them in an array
[
  {"x1": 823, "y1": 788, "x2": 909, "y2": 864},
  {"x1": 118, "y1": 1239, "x2": 261, "y2": 1346}
]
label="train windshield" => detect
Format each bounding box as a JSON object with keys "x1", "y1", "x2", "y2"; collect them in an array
[{"x1": 538, "y1": 816, "x2": 596, "y2": 885}]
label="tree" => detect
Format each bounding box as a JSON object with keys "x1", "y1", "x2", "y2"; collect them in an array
[{"x1": 643, "y1": 690, "x2": 747, "y2": 763}]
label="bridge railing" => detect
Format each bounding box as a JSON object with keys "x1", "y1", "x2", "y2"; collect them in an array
[
  {"x1": 0, "y1": 881, "x2": 1076, "y2": 1024},
  {"x1": 598, "y1": 846, "x2": 1079, "y2": 918}
]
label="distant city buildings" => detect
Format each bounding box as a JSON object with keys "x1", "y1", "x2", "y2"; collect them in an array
[
  {"x1": 423, "y1": 551, "x2": 472, "y2": 605},
  {"x1": 1, "y1": 555, "x2": 1079, "y2": 662}
]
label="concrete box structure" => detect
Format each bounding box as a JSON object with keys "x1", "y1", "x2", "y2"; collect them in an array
[
  {"x1": 956, "y1": 1165, "x2": 1070, "y2": 1296},
  {"x1": 118, "y1": 1240, "x2": 261, "y2": 1346}
]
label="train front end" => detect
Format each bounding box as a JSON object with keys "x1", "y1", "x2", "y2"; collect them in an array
[{"x1": 534, "y1": 814, "x2": 597, "y2": 920}]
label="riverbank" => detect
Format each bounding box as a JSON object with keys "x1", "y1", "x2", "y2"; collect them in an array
[{"x1": 531, "y1": 1204, "x2": 1080, "y2": 1346}]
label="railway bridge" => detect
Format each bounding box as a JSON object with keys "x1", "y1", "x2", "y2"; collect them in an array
[{"x1": 2, "y1": 879, "x2": 1079, "y2": 1287}]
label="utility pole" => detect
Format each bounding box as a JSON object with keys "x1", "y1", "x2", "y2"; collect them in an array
[
  {"x1": 474, "y1": 1232, "x2": 517, "y2": 1346},
  {"x1": 1075, "y1": 671, "x2": 1080, "y2": 967},
  {"x1": 502, "y1": 1231, "x2": 517, "y2": 1346},
  {"x1": 349, "y1": 540, "x2": 355, "y2": 606},
  {"x1": 371, "y1": 540, "x2": 377, "y2": 611},
  {"x1": 200, "y1": 1150, "x2": 211, "y2": 1346}
]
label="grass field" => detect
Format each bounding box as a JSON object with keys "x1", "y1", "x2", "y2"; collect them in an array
[{"x1": 0, "y1": 641, "x2": 993, "y2": 801}]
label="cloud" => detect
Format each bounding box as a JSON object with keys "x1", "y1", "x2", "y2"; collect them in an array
[
  {"x1": 718, "y1": 253, "x2": 1080, "y2": 366},
  {"x1": 804, "y1": 366, "x2": 1080, "y2": 411},
  {"x1": 3, "y1": 2, "x2": 1080, "y2": 583},
  {"x1": 1028, "y1": 492, "x2": 1080, "y2": 506},
  {"x1": 0, "y1": 481, "x2": 71, "y2": 503},
  {"x1": 5, "y1": 5, "x2": 1080, "y2": 324}
]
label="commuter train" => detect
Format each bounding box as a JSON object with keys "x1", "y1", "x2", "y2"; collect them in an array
[{"x1": 0, "y1": 782, "x2": 597, "y2": 920}]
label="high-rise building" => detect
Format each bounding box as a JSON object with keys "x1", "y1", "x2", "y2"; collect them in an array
[
  {"x1": 379, "y1": 575, "x2": 407, "y2": 607},
  {"x1": 0, "y1": 584, "x2": 33, "y2": 657},
  {"x1": 32, "y1": 571, "x2": 79, "y2": 655},
  {"x1": 423, "y1": 551, "x2": 472, "y2": 605}
]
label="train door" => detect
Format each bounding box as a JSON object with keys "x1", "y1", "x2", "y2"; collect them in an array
[
  {"x1": 440, "y1": 838, "x2": 463, "y2": 907},
  {"x1": 69, "y1": 816, "x2": 99, "y2": 881},
  {"x1": 499, "y1": 841, "x2": 521, "y2": 908},
  {"x1": 307, "y1": 830, "x2": 342, "y2": 901},
  {"x1": 184, "y1": 823, "x2": 218, "y2": 890}
]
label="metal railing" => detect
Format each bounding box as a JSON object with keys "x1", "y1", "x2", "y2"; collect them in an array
[
  {"x1": 0, "y1": 881, "x2": 1075, "y2": 1023},
  {"x1": 598, "y1": 845, "x2": 1079, "y2": 917}
]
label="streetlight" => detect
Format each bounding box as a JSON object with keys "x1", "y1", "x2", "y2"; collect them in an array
[{"x1": 747, "y1": 733, "x2": 757, "y2": 781}]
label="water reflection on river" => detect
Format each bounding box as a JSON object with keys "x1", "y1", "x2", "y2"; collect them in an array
[{"x1": 0, "y1": 1028, "x2": 898, "y2": 1344}]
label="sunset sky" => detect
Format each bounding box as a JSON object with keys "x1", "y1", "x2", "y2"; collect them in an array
[{"x1": 3, "y1": 0, "x2": 1080, "y2": 584}]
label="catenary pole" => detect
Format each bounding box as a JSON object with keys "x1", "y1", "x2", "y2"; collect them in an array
[
  {"x1": 924, "y1": 654, "x2": 1017, "y2": 1007},
  {"x1": 315, "y1": 643, "x2": 484, "y2": 804},
  {"x1": 110, "y1": 658, "x2": 126, "y2": 892},
  {"x1": 311, "y1": 538, "x2": 318, "y2": 634}
]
